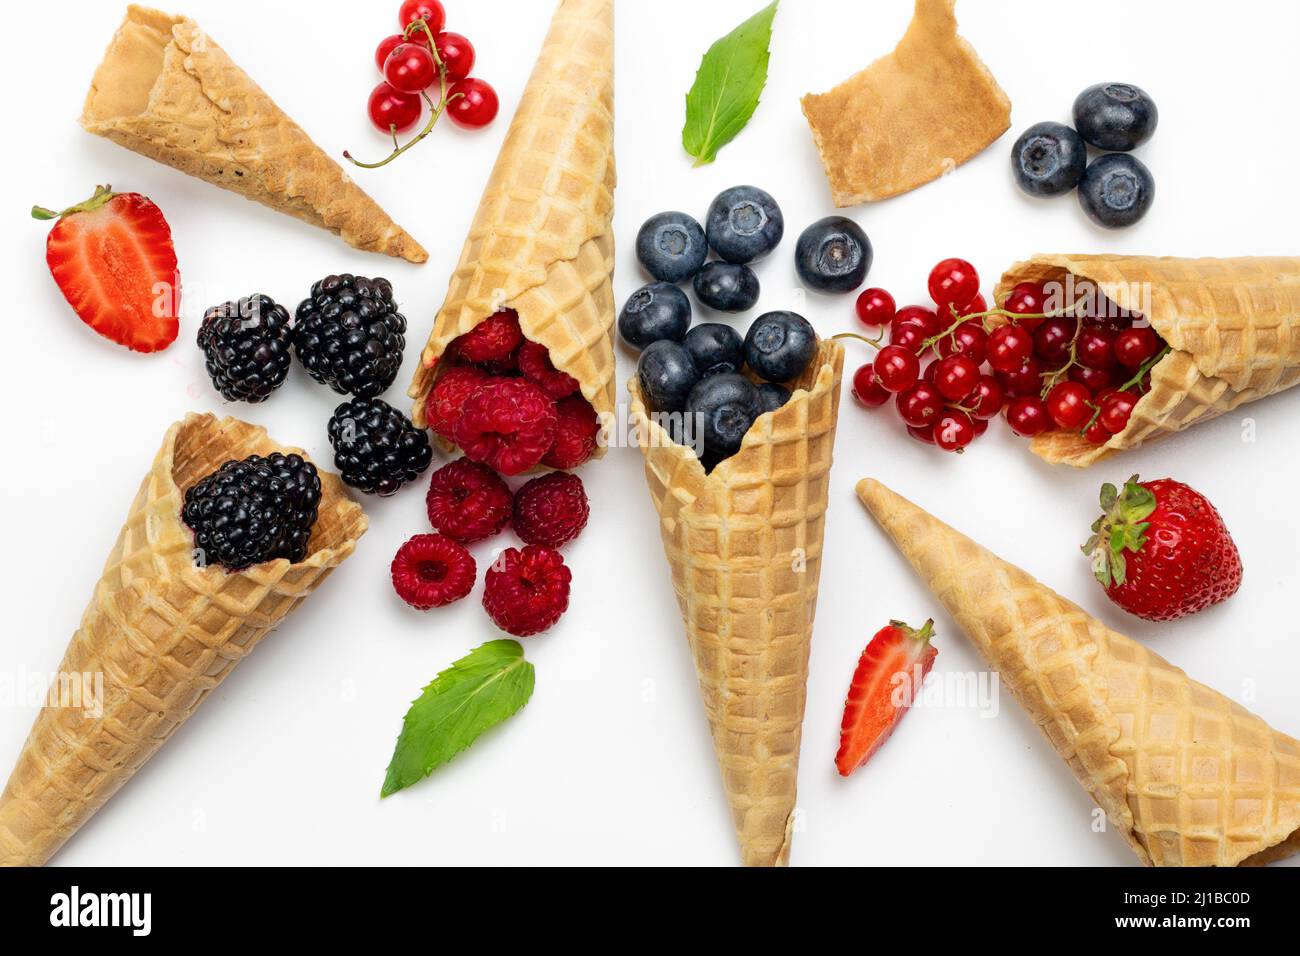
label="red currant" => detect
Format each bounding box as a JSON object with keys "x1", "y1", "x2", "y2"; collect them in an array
[
  {"x1": 971, "y1": 416, "x2": 989, "y2": 438},
  {"x1": 852, "y1": 364, "x2": 890, "y2": 407},
  {"x1": 928, "y1": 258, "x2": 980, "y2": 314},
  {"x1": 922, "y1": 359, "x2": 940, "y2": 384},
  {"x1": 874, "y1": 345, "x2": 920, "y2": 393},
  {"x1": 1045, "y1": 381, "x2": 1093, "y2": 430},
  {"x1": 399, "y1": 0, "x2": 446, "y2": 35},
  {"x1": 934, "y1": 409, "x2": 975, "y2": 451},
  {"x1": 1114, "y1": 326, "x2": 1160, "y2": 369},
  {"x1": 890, "y1": 323, "x2": 927, "y2": 355},
  {"x1": 987, "y1": 324, "x2": 1033, "y2": 373},
  {"x1": 933, "y1": 355, "x2": 979, "y2": 402},
  {"x1": 1083, "y1": 418, "x2": 1112, "y2": 445},
  {"x1": 368, "y1": 81, "x2": 422, "y2": 134},
  {"x1": 856, "y1": 288, "x2": 896, "y2": 328},
  {"x1": 1077, "y1": 327, "x2": 1117, "y2": 370},
  {"x1": 995, "y1": 356, "x2": 1044, "y2": 398},
  {"x1": 907, "y1": 422, "x2": 936, "y2": 444},
  {"x1": 434, "y1": 31, "x2": 476, "y2": 83},
  {"x1": 1068, "y1": 364, "x2": 1116, "y2": 394},
  {"x1": 896, "y1": 383, "x2": 944, "y2": 428},
  {"x1": 1033, "y1": 317, "x2": 1077, "y2": 364},
  {"x1": 1006, "y1": 396, "x2": 1050, "y2": 437},
  {"x1": 964, "y1": 292, "x2": 988, "y2": 316},
  {"x1": 1099, "y1": 390, "x2": 1138, "y2": 434},
  {"x1": 936, "y1": 321, "x2": 987, "y2": 364},
  {"x1": 376, "y1": 34, "x2": 411, "y2": 72},
  {"x1": 893, "y1": 305, "x2": 940, "y2": 337},
  {"x1": 1005, "y1": 282, "x2": 1048, "y2": 330},
  {"x1": 384, "y1": 42, "x2": 438, "y2": 93},
  {"x1": 447, "y1": 78, "x2": 499, "y2": 128},
  {"x1": 965, "y1": 376, "x2": 1005, "y2": 419}
]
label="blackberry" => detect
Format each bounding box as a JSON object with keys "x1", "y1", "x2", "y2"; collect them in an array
[
  {"x1": 197, "y1": 294, "x2": 293, "y2": 403},
  {"x1": 327, "y1": 398, "x2": 433, "y2": 496},
  {"x1": 181, "y1": 453, "x2": 321, "y2": 571},
  {"x1": 293, "y1": 274, "x2": 406, "y2": 398}
]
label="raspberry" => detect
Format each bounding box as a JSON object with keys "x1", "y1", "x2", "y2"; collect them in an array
[
  {"x1": 426, "y1": 365, "x2": 492, "y2": 440},
  {"x1": 518, "y1": 341, "x2": 579, "y2": 399},
  {"x1": 453, "y1": 378, "x2": 557, "y2": 476},
  {"x1": 482, "y1": 545, "x2": 571, "y2": 636},
  {"x1": 513, "y1": 473, "x2": 589, "y2": 548},
  {"x1": 542, "y1": 394, "x2": 599, "y2": 469},
  {"x1": 452, "y1": 309, "x2": 523, "y2": 364},
  {"x1": 426, "y1": 458, "x2": 513, "y2": 543},
  {"x1": 390, "y1": 534, "x2": 476, "y2": 610}
]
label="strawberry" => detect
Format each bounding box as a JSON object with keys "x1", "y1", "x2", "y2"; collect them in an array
[
  {"x1": 835, "y1": 619, "x2": 937, "y2": 777},
  {"x1": 34, "y1": 185, "x2": 180, "y2": 352},
  {"x1": 1084, "y1": 475, "x2": 1243, "y2": 622}
]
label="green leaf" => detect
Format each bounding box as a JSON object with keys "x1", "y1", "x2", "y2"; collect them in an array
[
  {"x1": 381, "y1": 639, "x2": 535, "y2": 797},
  {"x1": 1111, "y1": 551, "x2": 1127, "y2": 587},
  {"x1": 682, "y1": 2, "x2": 778, "y2": 166},
  {"x1": 1099, "y1": 483, "x2": 1118, "y2": 510}
]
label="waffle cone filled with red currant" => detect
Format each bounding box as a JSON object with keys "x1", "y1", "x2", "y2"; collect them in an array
[
  {"x1": 992, "y1": 255, "x2": 1300, "y2": 467},
  {"x1": 408, "y1": 0, "x2": 616, "y2": 471}
]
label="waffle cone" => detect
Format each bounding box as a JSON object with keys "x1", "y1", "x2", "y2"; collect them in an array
[
  {"x1": 857, "y1": 478, "x2": 1300, "y2": 866},
  {"x1": 80, "y1": 5, "x2": 427, "y2": 263},
  {"x1": 628, "y1": 341, "x2": 845, "y2": 866},
  {"x1": 993, "y1": 255, "x2": 1300, "y2": 467},
  {"x1": 0, "y1": 414, "x2": 367, "y2": 866},
  {"x1": 408, "y1": 0, "x2": 616, "y2": 446}
]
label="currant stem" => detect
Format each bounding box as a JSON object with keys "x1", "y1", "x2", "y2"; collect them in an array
[
  {"x1": 1077, "y1": 344, "x2": 1172, "y2": 434},
  {"x1": 832, "y1": 331, "x2": 886, "y2": 350},
  {"x1": 344, "y1": 19, "x2": 461, "y2": 170}
]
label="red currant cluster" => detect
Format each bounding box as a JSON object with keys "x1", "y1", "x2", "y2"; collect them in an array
[
  {"x1": 349, "y1": 1, "x2": 499, "y2": 169},
  {"x1": 845, "y1": 259, "x2": 1170, "y2": 452}
]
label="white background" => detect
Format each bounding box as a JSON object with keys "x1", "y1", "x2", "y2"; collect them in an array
[{"x1": 3, "y1": 0, "x2": 1298, "y2": 867}]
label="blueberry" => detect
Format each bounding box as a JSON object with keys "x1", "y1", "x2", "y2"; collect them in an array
[
  {"x1": 693, "y1": 262, "x2": 760, "y2": 313},
  {"x1": 684, "y1": 323, "x2": 744, "y2": 378},
  {"x1": 744, "y1": 311, "x2": 817, "y2": 383},
  {"x1": 635, "y1": 211, "x2": 707, "y2": 284},
  {"x1": 757, "y1": 383, "x2": 791, "y2": 414},
  {"x1": 637, "y1": 339, "x2": 699, "y2": 413},
  {"x1": 1010, "y1": 122, "x2": 1087, "y2": 197},
  {"x1": 618, "y1": 282, "x2": 691, "y2": 350},
  {"x1": 686, "y1": 373, "x2": 762, "y2": 458},
  {"x1": 705, "y1": 185, "x2": 784, "y2": 263},
  {"x1": 1078, "y1": 153, "x2": 1155, "y2": 229},
  {"x1": 794, "y1": 217, "x2": 871, "y2": 293},
  {"x1": 1073, "y1": 83, "x2": 1157, "y2": 151}
]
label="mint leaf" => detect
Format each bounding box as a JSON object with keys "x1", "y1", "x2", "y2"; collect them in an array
[
  {"x1": 682, "y1": 2, "x2": 778, "y2": 166},
  {"x1": 381, "y1": 639, "x2": 535, "y2": 797}
]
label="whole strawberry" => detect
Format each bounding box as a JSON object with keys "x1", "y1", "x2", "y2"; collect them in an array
[{"x1": 1084, "y1": 475, "x2": 1242, "y2": 622}]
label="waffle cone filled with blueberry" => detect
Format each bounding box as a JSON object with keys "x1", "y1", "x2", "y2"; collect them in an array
[
  {"x1": 628, "y1": 339, "x2": 845, "y2": 867},
  {"x1": 408, "y1": 0, "x2": 616, "y2": 470},
  {"x1": 0, "y1": 414, "x2": 366, "y2": 866},
  {"x1": 992, "y1": 255, "x2": 1300, "y2": 467},
  {"x1": 857, "y1": 478, "x2": 1300, "y2": 866}
]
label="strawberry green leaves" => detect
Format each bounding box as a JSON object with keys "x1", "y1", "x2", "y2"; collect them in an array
[
  {"x1": 381, "y1": 639, "x2": 535, "y2": 797},
  {"x1": 682, "y1": 2, "x2": 778, "y2": 166},
  {"x1": 1084, "y1": 475, "x2": 1157, "y2": 587}
]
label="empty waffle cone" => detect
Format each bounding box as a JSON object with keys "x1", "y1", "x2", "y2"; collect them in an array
[
  {"x1": 81, "y1": 5, "x2": 427, "y2": 263},
  {"x1": 857, "y1": 478, "x2": 1300, "y2": 866},
  {"x1": 993, "y1": 255, "x2": 1300, "y2": 467},
  {"x1": 0, "y1": 414, "x2": 367, "y2": 866},
  {"x1": 408, "y1": 0, "x2": 616, "y2": 446},
  {"x1": 628, "y1": 340, "x2": 845, "y2": 866}
]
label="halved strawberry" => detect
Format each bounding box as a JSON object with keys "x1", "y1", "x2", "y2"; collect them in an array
[
  {"x1": 34, "y1": 185, "x2": 180, "y2": 352},
  {"x1": 835, "y1": 619, "x2": 937, "y2": 777}
]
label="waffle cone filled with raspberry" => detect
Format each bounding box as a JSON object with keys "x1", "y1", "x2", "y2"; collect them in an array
[
  {"x1": 81, "y1": 6, "x2": 426, "y2": 262},
  {"x1": 857, "y1": 478, "x2": 1300, "y2": 866},
  {"x1": 628, "y1": 340, "x2": 845, "y2": 866},
  {"x1": 408, "y1": 0, "x2": 616, "y2": 461},
  {"x1": 0, "y1": 414, "x2": 367, "y2": 866},
  {"x1": 993, "y1": 255, "x2": 1300, "y2": 467}
]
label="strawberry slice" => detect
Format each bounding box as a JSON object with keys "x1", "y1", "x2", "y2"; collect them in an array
[
  {"x1": 34, "y1": 185, "x2": 180, "y2": 352},
  {"x1": 835, "y1": 619, "x2": 937, "y2": 777}
]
